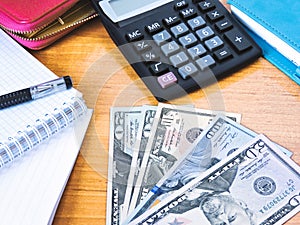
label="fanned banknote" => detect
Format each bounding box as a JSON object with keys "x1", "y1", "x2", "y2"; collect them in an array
[
  {"x1": 106, "y1": 107, "x2": 143, "y2": 225},
  {"x1": 129, "y1": 135, "x2": 300, "y2": 225},
  {"x1": 127, "y1": 104, "x2": 241, "y2": 217},
  {"x1": 123, "y1": 105, "x2": 157, "y2": 216},
  {"x1": 124, "y1": 104, "x2": 194, "y2": 216},
  {"x1": 125, "y1": 115, "x2": 293, "y2": 223}
]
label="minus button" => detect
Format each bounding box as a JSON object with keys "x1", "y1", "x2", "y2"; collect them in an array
[{"x1": 215, "y1": 19, "x2": 233, "y2": 32}]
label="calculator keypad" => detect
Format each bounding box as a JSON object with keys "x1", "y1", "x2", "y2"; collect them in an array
[
  {"x1": 108, "y1": 0, "x2": 262, "y2": 100},
  {"x1": 126, "y1": 0, "x2": 257, "y2": 90}
]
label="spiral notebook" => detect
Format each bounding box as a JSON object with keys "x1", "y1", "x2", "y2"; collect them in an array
[{"x1": 0, "y1": 29, "x2": 92, "y2": 225}]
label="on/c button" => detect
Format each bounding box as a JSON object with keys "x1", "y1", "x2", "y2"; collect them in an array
[{"x1": 157, "y1": 72, "x2": 177, "y2": 88}]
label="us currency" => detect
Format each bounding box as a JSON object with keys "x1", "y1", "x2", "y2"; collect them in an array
[
  {"x1": 124, "y1": 104, "x2": 194, "y2": 216},
  {"x1": 125, "y1": 115, "x2": 293, "y2": 223},
  {"x1": 123, "y1": 105, "x2": 157, "y2": 216},
  {"x1": 129, "y1": 135, "x2": 300, "y2": 225},
  {"x1": 126, "y1": 103, "x2": 242, "y2": 218},
  {"x1": 106, "y1": 107, "x2": 143, "y2": 225}
]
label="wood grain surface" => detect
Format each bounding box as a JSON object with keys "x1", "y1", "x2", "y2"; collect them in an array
[{"x1": 30, "y1": 2, "x2": 300, "y2": 224}]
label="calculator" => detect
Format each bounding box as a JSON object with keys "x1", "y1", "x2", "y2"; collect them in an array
[{"x1": 92, "y1": 0, "x2": 262, "y2": 101}]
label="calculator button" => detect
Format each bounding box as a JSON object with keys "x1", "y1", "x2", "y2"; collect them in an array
[
  {"x1": 196, "y1": 26, "x2": 214, "y2": 41},
  {"x1": 133, "y1": 40, "x2": 151, "y2": 52},
  {"x1": 207, "y1": 10, "x2": 224, "y2": 22},
  {"x1": 125, "y1": 29, "x2": 144, "y2": 42},
  {"x1": 161, "y1": 41, "x2": 180, "y2": 56},
  {"x1": 174, "y1": 0, "x2": 188, "y2": 10},
  {"x1": 157, "y1": 72, "x2": 177, "y2": 88},
  {"x1": 150, "y1": 62, "x2": 169, "y2": 75},
  {"x1": 224, "y1": 29, "x2": 252, "y2": 53},
  {"x1": 196, "y1": 55, "x2": 216, "y2": 70},
  {"x1": 169, "y1": 52, "x2": 189, "y2": 67},
  {"x1": 205, "y1": 36, "x2": 223, "y2": 51},
  {"x1": 163, "y1": 16, "x2": 181, "y2": 27},
  {"x1": 215, "y1": 19, "x2": 233, "y2": 32},
  {"x1": 213, "y1": 47, "x2": 233, "y2": 62},
  {"x1": 179, "y1": 33, "x2": 198, "y2": 48},
  {"x1": 170, "y1": 23, "x2": 189, "y2": 38},
  {"x1": 142, "y1": 51, "x2": 159, "y2": 62},
  {"x1": 180, "y1": 7, "x2": 197, "y2": 20},
  {"x1": 188, "y1": 44, "x2": 207, "y2": 59},
  {"x1": 178, "y1": 62, "x2": 198, "y2": 79},
  {"x1": 198, "y1": 0, "x2": 215, "y2": 12},
  {"x1": 153, "y1": 30, "x2": 172, "y2": 46},
  {"x1": 145, "y1": 22, "x2": 163, "y2": 34},
  {"x1": 187, "y1": 16, "x2": 206, "y2": 31}
]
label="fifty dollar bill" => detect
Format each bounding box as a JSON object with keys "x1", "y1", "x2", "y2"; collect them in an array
[
  {"x1": 129, "y1": 134, "x2": 300, "y2": 225},
  {"x1": 107, "y1": 107, "x2": 143, "y2": 225},
  {"x1": 125, "y1": 115, "x2": 293, "y2": 223}
]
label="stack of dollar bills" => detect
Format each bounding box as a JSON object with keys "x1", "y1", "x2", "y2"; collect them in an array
[{"x1": 107, "y1": 103, "x2": 299, "y2": 225}]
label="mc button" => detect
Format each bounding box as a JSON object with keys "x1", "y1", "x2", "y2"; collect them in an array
[{"x1": 125, "y1": 29, "x2": 144, "y2": 42}]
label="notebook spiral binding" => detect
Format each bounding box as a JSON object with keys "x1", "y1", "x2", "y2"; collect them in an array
[{"x1": 0, "y1": 96, "x2": 87, "y2": 168}]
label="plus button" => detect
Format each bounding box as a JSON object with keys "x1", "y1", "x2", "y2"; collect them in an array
[{"x1": 225, "y1": 29, "x2": 252, "y2": 52}]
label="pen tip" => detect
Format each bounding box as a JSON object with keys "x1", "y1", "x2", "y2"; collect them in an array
[{"x1": 63, "y1": 76, "x2": 73, "y2": 89}]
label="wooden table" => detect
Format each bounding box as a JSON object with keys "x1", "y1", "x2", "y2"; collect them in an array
[{"x1": 31, "y1": 5, "x2": 300, "y2": 225}]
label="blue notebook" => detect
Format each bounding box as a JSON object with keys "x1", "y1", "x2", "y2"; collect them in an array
[{"x1": 227, "y1": 0, "x2": 300, "y2": 85}]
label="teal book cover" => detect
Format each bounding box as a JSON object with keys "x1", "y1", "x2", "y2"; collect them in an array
[{"x1": 227, "y1": 0, "x2": 300, "y2": 85}]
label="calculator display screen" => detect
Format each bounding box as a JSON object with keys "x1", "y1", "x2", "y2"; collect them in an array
[{"x1": 99, "y1": 0, "x2": 173, "y2": 23}]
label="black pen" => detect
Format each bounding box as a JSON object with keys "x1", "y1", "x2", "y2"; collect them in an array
[{"x1": 0, "y1": 76, "x2": 73, "y2": 109}]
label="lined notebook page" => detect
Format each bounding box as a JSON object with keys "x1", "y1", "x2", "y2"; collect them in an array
[
  {"x1": 0, "y1": 29, "x2": 82, "y2": 142},
  {"x1": 0, "y1": 29, "x2": 92, "y2": 225}
]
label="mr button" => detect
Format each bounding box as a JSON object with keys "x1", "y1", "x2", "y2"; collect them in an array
[{"x1": 157, "y1": 72, "x2": 178, "y2": 88}]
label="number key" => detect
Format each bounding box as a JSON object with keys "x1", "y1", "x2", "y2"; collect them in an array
[
  {"x1": 161, "y1": 41, "x2": 180, "y2": 56},
  {"x1": 153, "y1": 30, "x2": 172, "y2": 46},
  {"x1": 170, "y1": 23, "x2": 189, "y2": 38},
  {"x1": 178, "y1": 62, "x2": 198, "y2": 79},
  {"x1": 188, "y1": 44, "x2": 207, "y2": 59},
  {"x1": 204, "y1": 36, "x2": 223, "y2": 51},
  {"x1": 169, "y1": 52, "x2": 189, "y2": 67},
  {"x1": 187, "y1": 16, "x2": 206, "y2": 31},
  {"x1": 196, "y1": 26, "x2": 214, "y2": 41},
  {"x1": 179, "y1": 33, "x2": 198, "y2": 48}
]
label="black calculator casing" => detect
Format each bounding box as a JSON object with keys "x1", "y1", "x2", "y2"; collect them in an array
[{"x1": 92, "y1": 0, "x2": 262, "y2": 101}]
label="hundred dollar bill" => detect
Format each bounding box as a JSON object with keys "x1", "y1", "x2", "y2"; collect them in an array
[
  {"x1": 129, "y1": 135, "x2": 300, "y2": 225},
  {"x1": 123, "y1": 105, "x2": 157, "y2": 216},
  {"x1": 106, "y1": 106, "x2": 143, "y2": 225},
  {"x1": 127, "y1": 103, "x2": 242, "y2": 216},
  {"x1": 125, "y1": 115, "x2": 293, "y2": 223}
]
